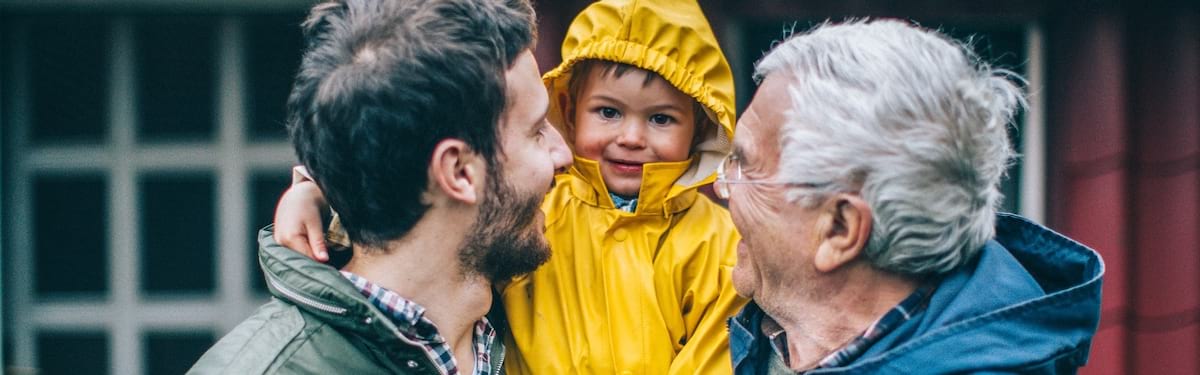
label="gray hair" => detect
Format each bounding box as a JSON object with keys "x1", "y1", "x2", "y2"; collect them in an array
[{"x1": 755, "y1": 19, "x2": 1025, "y2": 276}]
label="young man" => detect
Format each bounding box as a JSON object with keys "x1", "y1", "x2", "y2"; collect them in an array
[{"x1": 188, "y1": 0, "x2": 570, "y2": 373}]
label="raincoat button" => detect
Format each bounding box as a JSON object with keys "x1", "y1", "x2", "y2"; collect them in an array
[{"x1": 613, "y1": 228, "x2": 628, "y2": 241}]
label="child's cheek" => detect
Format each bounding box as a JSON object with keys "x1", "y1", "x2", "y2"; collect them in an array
[{"x1": 572, "y1": 129, "x2": 605, "y2": 161}]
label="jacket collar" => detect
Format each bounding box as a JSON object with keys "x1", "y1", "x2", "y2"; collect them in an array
[
  {"x1": 258, "y1": 226, "x2": 377, "y2": 330},
  {"x1": 256, "y1": 227, "x2": 509, "y2": 373},
  {"x1": 729, "y1": 302, "x2": 768, "y2": 374},
  {"x1": 567, "y1": 155, "x2": 699, "y2": 216},
  {"x1": 729, "y1": 213, "x2": 1105, "y2": 374},
  {"x1": 840, "y1": 214, "x2": 1103, "y2": 373}
]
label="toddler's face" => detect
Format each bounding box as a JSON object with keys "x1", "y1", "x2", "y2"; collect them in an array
[{"x1": 572, "y1": 67, "x2": 696, "y2": 197}]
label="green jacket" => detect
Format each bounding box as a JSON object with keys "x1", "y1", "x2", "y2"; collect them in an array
[{"x1": 189, "y1": 227, "x2": 507, "y2": 374}]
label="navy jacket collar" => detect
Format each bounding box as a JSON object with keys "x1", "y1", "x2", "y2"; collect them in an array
[{"x1": 729, "y1": 213, "x2": 1104, "y2": 374}]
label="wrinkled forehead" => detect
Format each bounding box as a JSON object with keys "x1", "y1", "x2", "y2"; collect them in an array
[{"x1": 739, "y1": 75, "x2": 792, "y2": 149}]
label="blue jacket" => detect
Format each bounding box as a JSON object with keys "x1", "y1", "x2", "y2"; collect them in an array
[{"x1": 729, "y1": 213, "x2": 1105, "y2": 374}]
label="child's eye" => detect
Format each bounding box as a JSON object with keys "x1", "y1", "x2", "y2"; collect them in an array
[
  {"x1": 649, "y1": 114, "x2": 674, "y2": 125},
  {"x1": 598, "y1": 107, "x2": 621, "y2": 120}
]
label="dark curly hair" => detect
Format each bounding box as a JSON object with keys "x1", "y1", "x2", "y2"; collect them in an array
[{"x1": 287, "y1": 0, "x2": 536, "y2": 247}]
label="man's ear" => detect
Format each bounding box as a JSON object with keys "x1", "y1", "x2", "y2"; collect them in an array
[
  {"x1": 814, "y1": 194, "x2": 872, "y2": 273},
  {"x1": 428, "y1": 139, "x2": 483, "y2": 205}
]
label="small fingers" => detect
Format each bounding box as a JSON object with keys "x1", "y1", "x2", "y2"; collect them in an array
[
  {"x1": 282, "y1": 232, "x2": 315, "y2": 258},
  {"x1": 306, "y1": 222, "x2": 330, "y2": 263}
]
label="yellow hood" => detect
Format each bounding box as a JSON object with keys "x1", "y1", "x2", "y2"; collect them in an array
[{"x1": 544, "y1": 0, "x2": 735, "y2": 190}]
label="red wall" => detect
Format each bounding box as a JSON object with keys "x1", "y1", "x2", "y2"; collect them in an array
[{"x1": 1047, "y1": 3, "x2": 1200, "y2": 374}]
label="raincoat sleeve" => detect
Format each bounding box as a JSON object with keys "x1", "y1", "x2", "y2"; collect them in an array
[
  {"x1": 665, "y1": 199, "x2": 749, "y2": 375},
  {"x1": 669, "y1": 266, "x2": 746, "y2": 374},
  {"x1": 289, "y1": 165, "x2": 351, "y2": 248}
]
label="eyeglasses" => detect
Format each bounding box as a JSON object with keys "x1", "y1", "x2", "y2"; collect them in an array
[{"x1": 714, "y1": 153, "x2": 829, "y2": 200}]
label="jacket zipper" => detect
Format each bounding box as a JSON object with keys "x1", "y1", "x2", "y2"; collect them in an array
[
  {"x1": 494, "y1": 345, "x2": 505, "y2": 374},
  {"x1": 267, "y1": 274, "x2": 349, "y2": 315},
  {"x1": 267, "y1": 273, "x2": 446, "y2": 373}
]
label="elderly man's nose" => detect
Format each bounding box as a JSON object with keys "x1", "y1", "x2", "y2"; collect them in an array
[{"x1": 545, "y1": 124, "x2": 572, "y2": 171}]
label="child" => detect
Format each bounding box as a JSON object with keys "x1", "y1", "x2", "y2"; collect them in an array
[
  {"x1": 273, "y1": 0, "x2": 746, "y2": 373},
  {"x1": 502, "y1": 1, "x2": 747, "y2": 373}
]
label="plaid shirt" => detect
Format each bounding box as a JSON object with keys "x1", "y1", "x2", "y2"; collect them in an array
[
  {"x1": 767, "y1": 283, "x2": 936, "y2": 371},
  {"x1": 342, "y1": 271, "x2": 497, "y2": 375},
  {"x1": 610, "y1": 193, "x2": 639, "y2": 212}
]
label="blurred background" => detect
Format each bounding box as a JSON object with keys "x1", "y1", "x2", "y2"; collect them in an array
[{"x1": 0, "y1": 0, "x2": 1195, "y2": 374}]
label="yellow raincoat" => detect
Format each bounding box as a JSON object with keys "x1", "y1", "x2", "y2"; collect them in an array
[{"x1": 501, "y1": 1, "x2": 747, "y2": 373}]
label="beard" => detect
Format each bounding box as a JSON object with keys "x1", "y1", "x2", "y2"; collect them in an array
[{"x1": 459, "y1": 166, "x2": 551, "y2": 283}]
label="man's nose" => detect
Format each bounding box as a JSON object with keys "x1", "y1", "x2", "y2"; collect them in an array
[{"x1": 544, "y1": 123, "x2": 572, "y2": 171}]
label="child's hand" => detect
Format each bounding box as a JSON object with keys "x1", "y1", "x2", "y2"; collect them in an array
[{"x1": 273, "y1": 180, "x2": 331, "y2": 263}]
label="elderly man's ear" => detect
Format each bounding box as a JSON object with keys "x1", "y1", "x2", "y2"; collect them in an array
[
  {"x1": 814, "y1": 195, "x2": 872, "y2": 273},
  {"x1": 428, "y1": 139, "x2": 484, "y2": 205}
]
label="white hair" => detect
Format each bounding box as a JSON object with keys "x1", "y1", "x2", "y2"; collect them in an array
[{"x1": 755, "y1": 19, "x2": 1025, "y2": 276}]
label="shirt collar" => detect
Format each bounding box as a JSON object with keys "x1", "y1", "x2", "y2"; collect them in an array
[
  {"x1": 767, "y1": 282, "x2": 938, "y2": 371},
  {"x1": 610, "y1": 193, "x2": 639, "y2": 212},
  {"x1": 341, "y1": 271, "x2": 500, "y2": 375}
]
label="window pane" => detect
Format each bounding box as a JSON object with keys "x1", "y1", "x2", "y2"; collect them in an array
[
  {"x1": 144, "y1": 331, "x2": 214, "y2": 375},
  {"x1": 38, "y1": 331, "x2": 109, "y2": 375},
  {"x1": 735, "y1": 20, "x2": 826, "y2": 112},
  {"x1": 30, "y1": 16, "x2": 109, "y2": 143},
  {"x1": 140, "y1": 173, "x2": 215, "y2": 293},
  {"x1": 249, "y1": 172, "x2": 291, "y2": 293},
  {"x1": 136, "y1": 16, "x2": 216, "y2": 141},
  {"x1": 4, "y1": 334, "x2": 11, "y2": 369},
  {"x1": 35, "y1": 174, "x2": 109, "y2": 296},
  {"x1": 245, "y1": 13, "x2": 305, "y2": 141}
]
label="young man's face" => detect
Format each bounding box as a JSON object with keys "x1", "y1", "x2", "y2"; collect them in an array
[
  {"x1": 460, "y1": 50, "x2": 571, "y2": 282},
  {"x1": 497, "y1": 50, "x2": 571, "y2": 196},
  {"x1": 571, "y1": 66, "x2": 697, "y2": 197}
]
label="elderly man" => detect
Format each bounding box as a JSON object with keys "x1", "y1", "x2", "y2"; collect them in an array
[
  {"x1": 189, "y1": 0, "x2": 570, "y2": 373},
  {"x1": 718, "y1": 20, "x2": 1104, "y2": 374}
]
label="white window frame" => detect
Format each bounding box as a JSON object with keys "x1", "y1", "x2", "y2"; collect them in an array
[
  {"x1": 1020, "y1": 23, "x2": 1047, "y2": 223},
  {"x1": 6, "y1": 16, "x2": 296, "y2": 375}
]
